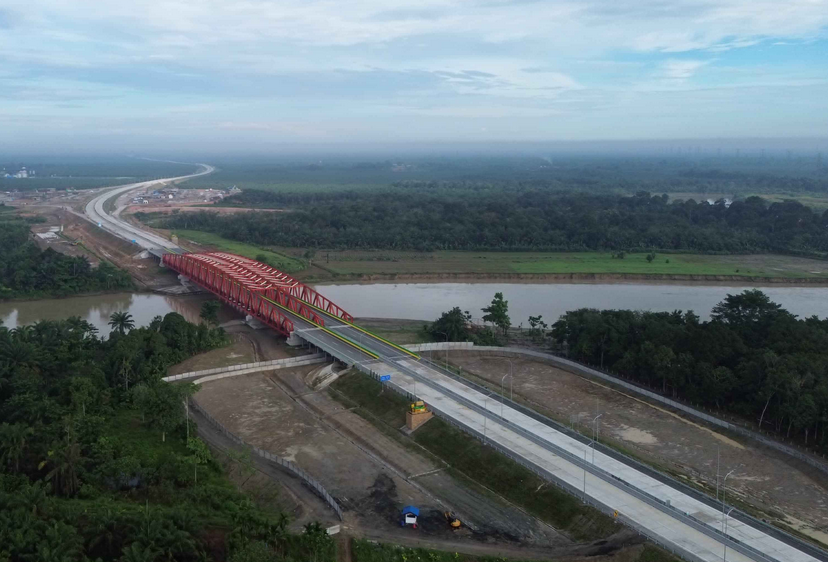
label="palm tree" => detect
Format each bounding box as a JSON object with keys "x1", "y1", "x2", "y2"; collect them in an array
[
  {"x1": 0, "y1": 422, "x2": 34, "y2": 472},
  {"x1": 119, "y1": 542, "x2": 159, "y2": 562},
  {"x1": 109, "y1": 312, "x2": 136, "y2": 335},
  {"x1": 40, "y1": 437, "x2": 84, "y2": 497}
]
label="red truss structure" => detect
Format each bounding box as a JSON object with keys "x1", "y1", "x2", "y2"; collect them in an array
[{"x1": 161, "y1": 252, "x2": 353, "y2": 336}]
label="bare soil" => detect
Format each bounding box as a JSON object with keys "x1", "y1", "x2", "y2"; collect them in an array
[{"x1": 435, "y1": 350, "x2": 828, "y2": 544}]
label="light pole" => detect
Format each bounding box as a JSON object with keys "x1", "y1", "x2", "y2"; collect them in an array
[
  {"x1": 716, "y1": 446, "x2": 720, "y2": 501},
  {"x1": 504, "y1": 358, "x2": 513, "y2": 400},
  {"x1": 500, "y1": 373, "x2": 509, "y2": 418},
  {"x1": 583, "y1": 448, "x2": 588, "y2": 501},
  {"x1": 483, "y1": 393, "x2": 489, "y2": 442},
  {"x1": 436, "y1": 331, "x2": 449, "y2": 371},
  {"x1": 722, "y1": 469, "x2": 736, "y2": 533},
  {"x1": 591, "y1": 414, "x2": 603, "y2": 463},
  {"x1": 723, "y1": 507, "x2": 735, "y2": 562}
]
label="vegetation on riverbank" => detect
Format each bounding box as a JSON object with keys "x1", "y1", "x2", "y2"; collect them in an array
[
  {"x1": 160, "y1": 188, "x2": 828, "y2": 257},
  {"x1": 552, "y1": 290, "x2": 828, "y2": 451},
  {"x1": 0, "y1": 312, "x2": 336, "y2": 561},
  {"x1": 0, "y1": 210, "x2": 134, "y2": 299}
]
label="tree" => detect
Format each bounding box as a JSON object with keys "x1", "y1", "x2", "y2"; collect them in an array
[
  {"x1": 0, "y1": 422, "x2": 34, "y2": 472},
  {"x1": 187, "y1": 437, "x2": 212, "y2": 484},
  {"x1": 527, "y1": 315, "x2": 548, "y2": 342},
  {"x1": 119, "y1": 542, "x2": 160, "y2": 562},
  {"x1": 482, "y1": 292, "x2": 510, "y2": 335},
  {"x1": 132, "y1": 382, "x2": 195, "y2": 442},
  {"x1": 200, "y1": 300, "x2": 221, "y2": 326},
  {"x1": 429, "y1": 307, "x2": 471, "y2": 342},
  {"x1": 711, "y1": 289, "x2": 786, "y2": 326},
  {"x1": 41, "y1": 434, "x2": 84, "y2": 497},
  {"x1": 109, "y1": 312, "x2": 136, "y2": 335}
]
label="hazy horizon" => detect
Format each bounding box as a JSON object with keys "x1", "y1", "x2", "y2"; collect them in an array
[{"x1": 2, "y1": 0, "x2": 827, "y2": 153}]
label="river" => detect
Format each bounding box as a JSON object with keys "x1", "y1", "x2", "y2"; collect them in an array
[{"x1": 2, "y1": 283, "x2": 828, "y2": 332}]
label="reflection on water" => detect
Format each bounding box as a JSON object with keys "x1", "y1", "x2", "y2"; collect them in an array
[
  {"x1": 0, "y1": 293, "x2": 212, "y2": 334},
  {"x1": 4, "y1": 283, "x2": 828, "y2": 334},
  {"x1": 317, "y1": 282, "x2": 828, "y2": 325}
]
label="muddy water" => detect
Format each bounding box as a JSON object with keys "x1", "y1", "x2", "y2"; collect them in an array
[
  {"x1": 0, "y1": 292, "x2": 215, "y2": 334},
  {"x1": 316, "y1": 282, "x2": 828, "y2": 324},
  {"x1": 4, "y1": 282, "x2": 828, "y2": 333}
]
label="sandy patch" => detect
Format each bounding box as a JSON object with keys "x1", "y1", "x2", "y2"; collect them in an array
[{"x1": 615, "y1": 425, "x2": 659, "y2": 445}]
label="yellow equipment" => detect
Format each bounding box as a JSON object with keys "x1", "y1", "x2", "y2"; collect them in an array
[
  {"x1": 444, "y1": 511, "x2": 461, "y2": 529},
  {"x1": 410, "y1": 401, "x2": 427, "y2": 414}
]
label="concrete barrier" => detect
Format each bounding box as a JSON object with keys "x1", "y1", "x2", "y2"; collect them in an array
[{"x1": 163, "y1": 353, "x2": 327, "y2": 382}]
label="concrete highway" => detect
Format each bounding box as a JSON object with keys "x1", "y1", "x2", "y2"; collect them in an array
[
  {"x1": 288, "y1": 307, "x2": 822, "y2": 562},
  {"x1": 83, "y1": 162, "x2": 214, "y2": 252}
]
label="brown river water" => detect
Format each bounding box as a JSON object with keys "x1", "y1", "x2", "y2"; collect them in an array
[{"x1": 2, "y1": 282, "x2": 828, "y2": 333}]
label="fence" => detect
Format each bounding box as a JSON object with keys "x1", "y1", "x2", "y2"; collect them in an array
[
  {"x1": 163, "y1": 353, "x2": 327, "y2": 382},
  {"x1": 189, "y1": 396, "x2": 344, "y2": 521},
  {"x1": 353, "y1": 361, "x2": 730, "y2": 562},
  {"x1": 415, "y1": 342, "x2": 828, "y2": 478},
  {"x1": 410, "y1": 343, "x2": 828, "y2": 562}
]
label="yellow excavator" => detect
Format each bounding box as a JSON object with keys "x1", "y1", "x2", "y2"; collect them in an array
[{"x1": 444, "y1": 511, "x2": 461, "y2": 529}]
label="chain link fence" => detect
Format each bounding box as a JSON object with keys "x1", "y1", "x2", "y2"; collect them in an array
[{"x1": 189, "y1": 396, "x2": 344, "y2": 521}]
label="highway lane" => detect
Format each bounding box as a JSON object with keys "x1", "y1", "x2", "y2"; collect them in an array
[
  {"x1": 287, "y1": 304, "x2": 821, "y2": 562},
  {"x1": 83, "y1": 162, "x2": 214, "y2": 251}
]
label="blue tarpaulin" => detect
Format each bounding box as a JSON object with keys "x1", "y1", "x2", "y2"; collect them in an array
[{"x1": 401, "y1": 506, "x2": 420, "y2": 516}]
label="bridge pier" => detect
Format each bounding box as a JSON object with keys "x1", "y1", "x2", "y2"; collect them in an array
[{"x1": 286, "y1": 331, "x2": 304, "y2": 347}]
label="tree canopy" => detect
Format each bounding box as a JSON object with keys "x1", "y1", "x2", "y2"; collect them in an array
[
  {"x1": 551, "y1": 290, "x2": 828, "y2": 448},
  {"x1": 152, "y1": 189, "x2": 828, "y2": 256}
]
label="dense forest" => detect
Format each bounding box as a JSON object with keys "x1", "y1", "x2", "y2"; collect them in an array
[
  {"x1": 0, "y1": 312, "x2": 334, "y2": 561},
  {"x1": 0, "y1": 211, "x2": 133, "y2": 299},
  {"x1": 155, "y1": 188, "x2": 828, "y2": 255},
  {"x1": 551, "y1": 290, "x2": 828, "y2": 448},
  {"x1": 183, "y1": 154, "x2": 828, "y2": 195}
]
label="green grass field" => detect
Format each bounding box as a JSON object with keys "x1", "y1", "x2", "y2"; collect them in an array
[
  {"x1": 301, "y1": 249, "x2": 828, "y2": 279},
  {"x1": 352, "y1": 540, "x2": 678, "y2": 562},
  {"x1": 172, "y1": 229, "x2": 305, "y2": 273}
]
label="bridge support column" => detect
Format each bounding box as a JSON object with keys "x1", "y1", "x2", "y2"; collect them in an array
[{"x1": 286, "y1": 331, "x2": 304, "y2": 347}]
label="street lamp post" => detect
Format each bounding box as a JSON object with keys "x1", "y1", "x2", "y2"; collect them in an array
[
  {"x1": 723, "y1": 507, "x2": 735, "y2": 562},
  {"x1": 500, "y1": 373, "x2": 509, "y2": 418},
  {"x1": 583, "y1": 448, "x2": 588, "y2": 501},
  {"x1": 436, "y1": 331, "x2": 449, "y2": 371},
  {"x1": 483, "y1": 394, "x2": 488, "y2": 442},
  {"x1": 722, "y1": 469, "x2": 736, "y2": 533},
  {"x1": 591, "y1": 414, "x2": 603, "y2": 463},
  {"x1": 505, "y1": 359, "x2": 513, "y2": 400}
]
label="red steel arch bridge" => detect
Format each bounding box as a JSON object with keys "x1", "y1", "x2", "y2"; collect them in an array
[{"x1": 161, "y1": 251, "x2": 416, "y2": 363}]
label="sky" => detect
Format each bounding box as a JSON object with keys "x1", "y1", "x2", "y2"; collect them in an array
[{"x1": 2, "y1": 0, "x2": 827, "y2": 152}]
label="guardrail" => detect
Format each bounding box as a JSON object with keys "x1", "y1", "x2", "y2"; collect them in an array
[
  {"x1": 412, "y1": 345, "x2": 828, "y2": 562},
  {"x1": 414, "y1": 343, "x2": 828, "y2": 478},
  {"x1": 163, "y1": 354, "x2": 327, "y2": 382},
  {"x1": 353, "y1": 362, "x2": 710, "y2": 562},
  {"x1": 189, "y1": 397, "x2": 344, "y2": 521},
  {"x1": 418, "y1": 359, "x2": 783, "y2": 562}
]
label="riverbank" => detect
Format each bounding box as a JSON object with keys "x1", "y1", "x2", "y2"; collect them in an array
[{"x1": 307, "y1": 271, "x2": 828, "y2": 286}]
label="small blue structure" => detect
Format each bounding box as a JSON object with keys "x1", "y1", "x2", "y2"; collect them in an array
[{"x1": 400, "y1": 505, "x2": 419, "y2": 528}]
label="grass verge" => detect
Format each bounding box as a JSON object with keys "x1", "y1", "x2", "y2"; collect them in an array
[
  {"x1": 330, "y1": 371, "x2": 616, "y2": 542},
  {"x1": 172, "y1": 229, "x2": 305, "y2": 273},
  {"x1": 351, "y1": 539, "x2": 679, "y2": 561}
]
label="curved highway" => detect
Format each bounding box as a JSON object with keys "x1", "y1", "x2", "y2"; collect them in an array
[{"x1": 84, "y1": 162, "x2": 214, "y2": 251}]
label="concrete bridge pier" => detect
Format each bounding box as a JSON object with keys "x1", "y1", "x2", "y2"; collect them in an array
[{"x1": 286, "y1": 331, "x2": 304, "y2": 347}]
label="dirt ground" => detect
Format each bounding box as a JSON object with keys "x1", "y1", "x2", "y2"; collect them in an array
[
  {"x1": 435, "y1": 350, "x2": 828, "y2": 544},
  {"x1": 195, "y1": 367, "x2": 567, "y2": 547}
]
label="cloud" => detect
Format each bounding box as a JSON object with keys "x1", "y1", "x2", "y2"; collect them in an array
[{"x1": 660, "y1": 59, "x2": 709, "y2": 80}]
